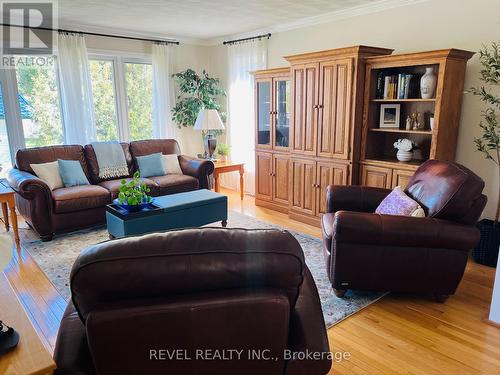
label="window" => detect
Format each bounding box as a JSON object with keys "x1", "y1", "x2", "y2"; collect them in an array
[
  {"x1": 0, "y1": 83, "x2": 11, "y2": 178},
  {"x1": 89, "y1": 59, "x2": 119, "y2": 141},
  {"x1": 15, "y1": 58, "x2": 63, "y2": 147},
  {"x1": 125, "y1": 62, "x2": 153, "y2": 140}
]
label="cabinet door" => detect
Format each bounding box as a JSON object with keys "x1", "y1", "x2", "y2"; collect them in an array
[
  {"x1": 360, "y1": 165, "x2": 392, "y2": 189},
  {"x1": 255, "y1": 152, "x2": 273, "y2": 200},
  {"x1": 290, "y1": 158, "x2": 316, "y2": 215},
  {"x1": 273, "y1": 78, "x2": 290, "y2": 151},
  {"x1": 316, "y1": 162, "x2": 349, "y2": 216},
  {"x1": 317, "y1": 59, "x2": 353, "y2": 159},
  {"x1": 290, "y1": 64, "x2": 318, "y2": 156},
  {"x1": 392, "y1": 169, "x2": 414, "y2": 189},
  {"x1": 255, "y1": 79, "x2": 272, "y2": 150},
  {"x1": 272, "y1": 154, "x2": 290, "y2": 205}
]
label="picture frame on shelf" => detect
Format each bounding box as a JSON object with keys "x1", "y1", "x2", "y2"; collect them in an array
[{"x1": 379, "y1": 104, "x2": 401, "y2": 129}]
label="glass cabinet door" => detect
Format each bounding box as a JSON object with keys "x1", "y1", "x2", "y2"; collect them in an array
[
  {"x1": 256, "y1": 80, "x2": 271, "y2": 147},
  {"x1": 274, "y1": 79, "x2": 290, "y2": 148}
]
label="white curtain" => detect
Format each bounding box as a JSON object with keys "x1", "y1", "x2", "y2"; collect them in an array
[
  {"x1": 152, "y1": 43, "x2": 175, "y2": 139},
  {"x1": 226, "y1": 39, "x2": 268, "y2": 194},
  {"x1": 57, "y1": 33, "x2": 96, "y2": 145}
]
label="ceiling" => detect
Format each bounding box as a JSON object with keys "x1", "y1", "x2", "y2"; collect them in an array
[{"x1": 55, "y1": 0, "x2": 414, "y2": 43}]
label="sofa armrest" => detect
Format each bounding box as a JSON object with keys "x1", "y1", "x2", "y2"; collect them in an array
[
  {"x1": 178, "y1": 155, "x2": 215, "y2": 189},
  {"x1": 332, "y1": 211, "x2": 480, "y2": 251},
  {"x1": 286, "y1": 267, "x2": 331, "y2": 375},
  {"x1": 7, "y1": 168, "x2": 52, "y2": 201},
  {"x1": 326, "y1": 185, "x2": 390, "y2": 214}
]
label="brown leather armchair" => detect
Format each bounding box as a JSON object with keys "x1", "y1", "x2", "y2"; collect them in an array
[
  {"x1": 321, "y1": 160, "x2": 487, "y2": 301},
  {"x1": 54, "y1": 228, "x2": 332, "y2": 375}
]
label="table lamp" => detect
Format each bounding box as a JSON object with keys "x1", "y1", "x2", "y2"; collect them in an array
[
  {"x1": 0, "y1": 234, "x2": 19, "y2": 356},
  {"x1": 193, "y1": 109, "x2": 225, "y2": 160}
]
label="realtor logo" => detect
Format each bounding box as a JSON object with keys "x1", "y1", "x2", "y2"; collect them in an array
[{"x1": 2, "y1": 1, "x2": 54, "y2": 55}]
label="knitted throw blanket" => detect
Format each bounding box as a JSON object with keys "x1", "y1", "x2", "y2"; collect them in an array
[{"x1": 91, "y1": 141, "x2": 129, "y2": 179}]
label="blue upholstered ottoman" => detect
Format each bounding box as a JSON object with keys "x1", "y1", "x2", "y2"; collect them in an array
[{"x1": 106, "y1": 189, "x2": 228, "y2": 238}]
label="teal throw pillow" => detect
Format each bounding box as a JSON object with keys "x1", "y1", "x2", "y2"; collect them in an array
[
  {"x1": 57, "y1": 159, "x2": 90, "y2": 187},
  {"x1": 136, "y1": 153, "x2": 166, "y2": 178}
]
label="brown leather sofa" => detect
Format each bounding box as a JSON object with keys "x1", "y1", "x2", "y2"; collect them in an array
[
  {"x1": 7, "y1": 139, "x2": 214, "y2": 241},
  {"x1": 321, "y1": 160, "x2": 487, "y2": 301},
  {"x1": 54, "y1": 228, "x2": 332, "y2": 375}
]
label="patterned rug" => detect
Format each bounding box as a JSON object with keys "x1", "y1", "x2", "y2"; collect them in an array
[{"x1": 19, "y1": 210, "x2": 386, "y2": 328}]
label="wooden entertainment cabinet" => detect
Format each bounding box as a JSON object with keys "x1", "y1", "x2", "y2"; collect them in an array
[{"x1": 253, "y1": 46, "x2": 473, "y2": 226}]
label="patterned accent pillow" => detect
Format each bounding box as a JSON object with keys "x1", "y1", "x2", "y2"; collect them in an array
[{"x1": 375, "y1": 186, "x2": 425, "y2": 217}]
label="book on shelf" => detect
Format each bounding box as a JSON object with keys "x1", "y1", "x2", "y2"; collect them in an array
[{"x1": 377, "y1": 72, "x2": 417, "y2": 99}]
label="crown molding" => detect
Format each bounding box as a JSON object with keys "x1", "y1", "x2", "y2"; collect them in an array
[{"x1": 203, "y1": 0, "x2": 430, "y2": 46}]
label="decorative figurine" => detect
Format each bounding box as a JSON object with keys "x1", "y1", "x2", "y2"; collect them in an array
[{"x1": 405, "y1": 116, "x2": 412, "y2": 130}]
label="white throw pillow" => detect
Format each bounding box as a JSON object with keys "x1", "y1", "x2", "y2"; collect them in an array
[
  {"x1": 30, "y1": 161, "x2": 64, "y2": 190},
  {"x1": 162, "y1": 154, "x2": 183, "y2": 175}
]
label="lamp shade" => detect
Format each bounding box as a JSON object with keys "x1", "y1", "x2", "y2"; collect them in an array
[
  {"x1": 193, "y1": 109, "x2": 225, "y2": 131},
  {"x1": 0, "y1": 234, "x2": 13, "y2": 271}
]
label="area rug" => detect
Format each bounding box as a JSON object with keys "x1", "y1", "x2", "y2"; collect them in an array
[{"x1": 19, "y1": 211, "x2": 386, "y2": 328}]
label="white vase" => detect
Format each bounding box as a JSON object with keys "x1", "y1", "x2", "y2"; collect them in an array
[
  {"x1": 420, "y1": 67, "x2": 437, "y2": 99},
  {"x1": 396, "y1": 150, "x2": 413, "y2": 162}
]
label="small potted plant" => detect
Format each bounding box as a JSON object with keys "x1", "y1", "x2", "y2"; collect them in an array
[
  {"x1": 468, "y1": 40, "x2": 500, "y2": 267},
  {"x1": 216, "y1": 143, "x2": 230, "y2": 162},
  {"x1": 393, "y1": 138, "x2": 415, "y2": 161},
  {"x1": 114, "y1": 171, "x2": 153, "y2": 213}
]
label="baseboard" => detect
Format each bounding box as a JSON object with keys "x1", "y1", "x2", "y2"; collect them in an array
[
  {"x1": 288, "y1": 211, "x2": 321, "y2": 227},
  {"x1": 255, "y1": 199, "x2": 289, "y2": 214}
]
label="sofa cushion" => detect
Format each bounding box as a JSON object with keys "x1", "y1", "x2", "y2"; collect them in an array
[
  {"x1": 321, "y1": 213, "x2": 334, "y2": 254},
  {"x1": 52, "y1": 185, "x2": 110, "y2": 214},
  {"x1": 99, "y1": 178, "x2": 159, "y2": 199},
  {"x1": 149, "y1": 174, "x2": 199, "y2": 195},
  {"x1": 17, "y1": 145, "x2": 89, "y2": 177},
  {"x1": 129, "y1": 139, "x2": 181, "y2": 158},
  {"x1": 136, "y1": 153, "x2": 165, "y2": 178},
  {"x1": 84, "y1": 143, "x2": 133, "y2": 183},
  {"x1": 58, "y1": 159, "x2": 90, "y2": 187},
  {"x1": 30, "y1": 161, "x2": 64, "y2": 190}
]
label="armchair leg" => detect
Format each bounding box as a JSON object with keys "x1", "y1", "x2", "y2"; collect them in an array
[
  {"x1": 334, "y1": 288, "x2": 347, "y2": 298},
  {"x1": 432, "y1": 294, "x2": 449, "y2": 303}
]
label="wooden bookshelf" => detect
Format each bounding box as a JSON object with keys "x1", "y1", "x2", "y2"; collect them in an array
[
  {"x1": 371, "y1": 98, "x2": 436, "y2": 103},
  {"x1": 359, "y1": 49, "x2": 474, "y2": 189},
  {"x1": 369, "y1": 128, "x2": 432, "y2": 135}
]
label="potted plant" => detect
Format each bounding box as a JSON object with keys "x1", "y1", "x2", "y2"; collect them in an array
[
  {"x1": 469, "y1": 41, "x2": 500, "y2": 267},
  {"x1": 171, "y1": 69, "x2": 226, "y2": 129},
  {"x1": 114, "y1": 171, "x2": 153, "y2": 213},
  {"x1": 216, "y1": 143, "x2": 230, "y2": 162},
  {"x1": 393, "y1": 138, "x2": 416, "y2": 161}
]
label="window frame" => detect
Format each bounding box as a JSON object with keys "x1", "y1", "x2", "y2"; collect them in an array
[{"x1": 88, "y1": 50, "x2": 152, "y2": 142}]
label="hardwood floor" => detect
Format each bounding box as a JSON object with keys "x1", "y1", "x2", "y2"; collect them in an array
[{"x1": 1, "y1": 187, "x2": 498, "y2": 374}]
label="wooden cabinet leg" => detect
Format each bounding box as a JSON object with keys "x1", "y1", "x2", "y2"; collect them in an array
[
  {"x1": 1, "y1": 202, "x2": 9, "y2": 231},
  {"x1": 7, "y1": 200, "x2": 19, "y2": 246},
  {"x1": 239, "y1": 167, "x2": 244, "y2": 200}
]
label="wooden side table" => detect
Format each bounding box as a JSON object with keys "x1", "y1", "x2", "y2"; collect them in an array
[
  {"x1": 0, "y1": 272, "x2": 56, "y2": 374},
  {"x1": 213, "y1": 161, "x2": 245, "y2": 200},
  {"x1": 0, "y1": 180, "x2": 19, "y2": 247}
]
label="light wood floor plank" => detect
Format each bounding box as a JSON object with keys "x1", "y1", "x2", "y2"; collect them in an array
[{"x1": 0, "y1": 187, "x2": 498, "y2": 375}]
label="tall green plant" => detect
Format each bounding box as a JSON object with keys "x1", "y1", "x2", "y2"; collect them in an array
[
  {"x1": 171, "y1": 69, "x2": 226, "y2": 129},
  {"x1": 469, "y1": 41, "x2": 500, "y2": 224}
]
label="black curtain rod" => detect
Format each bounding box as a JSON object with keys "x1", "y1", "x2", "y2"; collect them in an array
[
  {"x1": 0, "y1": 23, "x2": 180, "y2": 45},
  {"x1": 223, "y1": 33, "x2": 271, "y2": 45}
]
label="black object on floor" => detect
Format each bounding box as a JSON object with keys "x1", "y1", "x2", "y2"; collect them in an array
[{"x1": 0, "y1": 320, "x2": 19, "y2": 356}]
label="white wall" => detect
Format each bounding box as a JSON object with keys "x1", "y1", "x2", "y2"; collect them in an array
[{"x1": 208, "y1": 0, "x2": 500, "y2": 219}]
